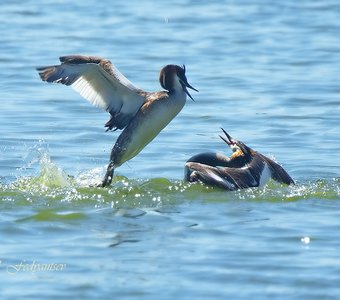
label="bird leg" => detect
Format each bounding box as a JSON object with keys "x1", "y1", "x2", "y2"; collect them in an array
[{"x1": 99, "y1": 161, "x2": 115, "y2": 187}]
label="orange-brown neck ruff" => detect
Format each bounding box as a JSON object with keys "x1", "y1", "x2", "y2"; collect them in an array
[{"x1": 231, "y1": 149, "x2": 244, "y2": 159}]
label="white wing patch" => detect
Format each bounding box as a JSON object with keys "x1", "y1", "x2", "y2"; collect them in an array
[
  {"x1": 69, "y1": 64, "x2": 143, "y2": 113},
  {"x1": 72, "y1": 70, "x2": 115, "y2": 111},
  {"x1": 207, "y1": 169, "x2": 235, "y2": 190},
  {"x1": 259, "y1": 164, "x2": 271, "y2": 187},
  {"x1": 37, "y1": 57, "x2": 146, "y2": 130}
]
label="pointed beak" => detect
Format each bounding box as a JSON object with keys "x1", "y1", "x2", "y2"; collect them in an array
[
  {"x1": 219, "y1": 128, "x2": 234, "y2": 145},
  {"x1": 180, "y1": 79, "x2": 199, "y2": 102}
]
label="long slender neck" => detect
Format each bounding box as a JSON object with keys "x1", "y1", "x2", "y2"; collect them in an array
[
  {"x1": 168, "y1": 85, "x2": 186, "y2": 97},
  {"x1": 167, "y1": 74, "x2": 186, "y2": 96}
]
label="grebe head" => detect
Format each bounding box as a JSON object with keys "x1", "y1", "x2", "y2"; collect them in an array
[
  {"x1": 219, "y1": 128, "x2": 255, "y2": 161},
  {"x1": 159, "y1": 64, "x2": 198, "y2": 101}
]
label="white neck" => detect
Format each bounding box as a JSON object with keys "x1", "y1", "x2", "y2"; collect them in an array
[
  {"x1": 259, "y1": 164, "x2": 272, "y2": 186},
  {"x1": 172, "y1": 74, "x2": 183, "y2": 92}
]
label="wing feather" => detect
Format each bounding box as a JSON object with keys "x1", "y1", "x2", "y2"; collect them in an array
[
  {"x1": 185, "y1": 152, "x2": 275, "y2": 191},
  {"x1": 260, "y1": 155, "x2": 295, "y2": 185},
  {"x1": 186, "y1": 162, "x2": 260, "y2": 191},
  {"x1": 37, "y1": 55, "x2": 146, "y2": 129}
]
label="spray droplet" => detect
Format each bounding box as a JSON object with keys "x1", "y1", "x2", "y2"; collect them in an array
[{"x1": 301, "y1": 236, "x2": 311, "y2": 244}]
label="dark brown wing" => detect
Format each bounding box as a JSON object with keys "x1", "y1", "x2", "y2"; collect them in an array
[
  {"x1": 260, "y1": 154, "x2": 295, "y2": 185},
  {"x1": 185, "y1": 157, "x2": 266, "y2": 191}
]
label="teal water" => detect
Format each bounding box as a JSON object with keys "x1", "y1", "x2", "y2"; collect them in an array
[{"x1": 1, "y1": 0, "x2": 340, "y2": 299}]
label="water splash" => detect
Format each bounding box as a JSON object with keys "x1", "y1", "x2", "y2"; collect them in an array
[{"x1": 1, "y1": 148, "x2": 340, "y2": 209}]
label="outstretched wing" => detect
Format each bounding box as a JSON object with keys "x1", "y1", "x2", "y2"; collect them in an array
[
  {"x1": 261, "y1": 154, "x2": 295, "y2": 185},
  {"x1": 185, "y1": 160, "x2": 264, "y2": 191},
  {"x1": 37, "y1": 55, "x2": 146, "y2": 129},
  {"x1": 185, "y1": 162, "x2": 235, "y2": 190}
]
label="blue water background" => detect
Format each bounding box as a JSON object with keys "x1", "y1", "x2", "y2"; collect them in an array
[{"x1": 1, "y1": 0, "x2": 340, "y2": 299}]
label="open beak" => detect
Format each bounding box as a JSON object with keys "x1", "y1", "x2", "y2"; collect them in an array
[
  {"x1": 180, "y1": 79, "x2": 198, "y2": 101},
  {"x1": 219, "y1": 128, "x2": 234, "y2": 145},
  {"x1": 179, "y1": 64, "x2": 198, "y2": 101}
]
